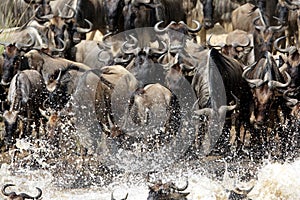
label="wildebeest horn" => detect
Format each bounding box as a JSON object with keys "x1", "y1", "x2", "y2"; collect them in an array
[
  {"x1": 253, "y1": 16, "x2": 265, "y2": 31},
  {"x1": 150, "y1": 41, "x2": 168, "y2": 55},
  {"x1": 50, "y1": 38, "x2": 66, "y2": 53},
  {"x1": 1, "y1": 184, "x2": 42, "y2": 199},
  {"x1": 56, "y1": 69, "x2": 62, "y2": 82},
  {"x1": 39, "y1": 107, "x2": 50, "y2": 120},
  {"x1": 231, "y1": 36, "x2": 251, "y2": 48},
  {"x1": 2, "y1": 184, "x2": 15, "y2": 196},
  {"x1": 121, "y1": 35, "x2": 140, "y2": 54},
  {"x1": 274, "y1": 36, "x2": 297, "y2": 54},
  {"x1": 59, "y1": 4, "x2": 76, "y2": 19},
  {"x1": 76, "y1": 19, "x2": 93, "y2": 33},
  {"x1": 98, "y1": 50, "x2": 112, "y2": 64},
  {"x1": 179, "y1": 20, "x2": 202, "y2": 33},
  {"x1": 283, "y1": 90, "x2": 298, "y2": 107},
  {"x1": 268, "y1": 71, "x2": 291, "y2": 88},
  {"x1": 18, "y1": 187, "x2": 42, "y2": 199},
  {"x1": 111, "y1": 191, "x2": 128, "y2": 200},
  {"x1": 154, "y1": 21, "x2": 176, "y2": 33},
  {"x1": 207, "y1": 34, "x2": 225, "y2": 48},
  {"x1": 15, "y1": 33, "x2": 35, "y2": 50},
  {"x1": 135, "y1": 0, "x2": 151, "y2": 4},
  {"x1": 242, "y1": 62, "x2": 266, "y2": 88},
  {"x1": 99, "y1": 32, "x2": 114, "y2": 49},
  {"x1": 268, "y1": 24, "x2": 284, "y2": 32}
]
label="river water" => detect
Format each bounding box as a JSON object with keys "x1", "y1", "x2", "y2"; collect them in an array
[{"x1": 0, "y1": 139, "x2": 299, "y2": 200}]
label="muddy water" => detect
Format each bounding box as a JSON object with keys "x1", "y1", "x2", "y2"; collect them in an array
[{"x1": 0, "y1": 140, "x2": 299, "y2": 200}]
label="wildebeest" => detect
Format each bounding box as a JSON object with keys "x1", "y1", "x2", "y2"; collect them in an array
[
  {"x1": 111, "y1": 191, "x2": 128, "y2": 200},
  {"x1": 35, "y1": 3, "x2": 93, "y2": 58},
  {"x1": 207, "y1": 29, "x2": 254, "y2": 65},
  {"x1": 192, "y1": 48, "x2": 253, "y2": 153},
  {"x1": 242, "y1": 51, "x2": 291, "y2": 129},
  {"x1": 122, "y1": 0, "x2": 187, "y2": 34},
  {"x1": 72, "y1": 65, "x2": 139, "y2": 154},
  {"x1": 1, "y1": 184, "x2": 42, "y2": 200},
  {"x1": 52, "y1": 0, "x2": 125, "y2": 40},
  {"x1": 147, "y1": 180, "x2": 189, "y2": 200},
  {"x1": 22, "y1": 49, "x2": 91, "y2": 110},
  {"x1": 231, "y1": 2, "x2": 285, "y2": 61},
  {"x1": 3, "y1": 69, "x2": 46, "y2": 146},
  {"x1": 128, "y1": 83, "x2": 181, "y2": 144},
  {"x1": 274, "y1": 36, "x2": 300, "y2": 93},
  {"x1": 0, "y1": 0, "x2": 53, "y2": 27}
]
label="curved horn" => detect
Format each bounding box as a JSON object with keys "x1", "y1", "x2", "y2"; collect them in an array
[
  {"x1": 150, "y1": 41, "x2": 168, "y2": 55},
  {"x1": 207, "y1": 34, "x2": 225, "y2": 48},
  {"x1": 1, "y1": 184, "x2": 15, "y2": 196},
  {"x1": 242, "y1": 62, "x2": 266, "y2": 88},
  {"x1": 154, "y1": 21, "x2": 176, "y2": 33},
  {"x1": 274, "y1": 36, "x2": 297, "y2": 54},
  {"x1": 50, "y1": 38, "x2": 66, "y2": 53},
  {"x1": 39, "y1": 107, "x2": 50, "y2": 120},
  {"x1": 121, "y1": 35, "x2": 139, "y2": 55},
  {"x1": 268, "y1": 71, "x2": 291, "y2": 88},
  {"x1": 15, "y1": 33, "x2": 36, "y2": 50},
  {"x1": 97, "y1": 50, "x2": 112, "y2": 64},
  {"x1": 99, "y1": 32, "x2": 114, "y2": 49},
  {"x1": 59, "y1": 4, "x2": 76, "y2": 20},
  {"x1": 38, "y1": 13, "x2": 54, "y2": 21},
  {"x1": 253, "y1": 16, "x2": 265, "y2": 31},
  {"x1": 75, "y1": 19, "x2": 93, "y2": 33},
  {"x1": 19, "y1": 187, "x2": 42, "y2": 199},
  {"x1": 56, "y1": 68, "x2": 62, "y2": 82},
  {"x1": 179, "y1": 20, "x2": 202, "y2": 33},
  {"x1": 231, "y1": 36, "x2": 251, "y2": 48},
  {"x1": 283, "y1": 90, "x2": 298, "y2": 106},
  {"x1": 268, "y1": 24, "x2": 284, "y2": 33}
]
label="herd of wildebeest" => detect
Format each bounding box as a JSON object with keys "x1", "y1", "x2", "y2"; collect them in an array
[{"x1": 0, "y1": 0, "x2": 300, "y2": 199}]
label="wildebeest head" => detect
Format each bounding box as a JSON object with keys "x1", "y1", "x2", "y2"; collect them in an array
[
  {"x1": 123, "y1": 0, "x2": 160, "y2": 30},
  {"x1": 24, "y1": 0, "x2": 53, "y2": 20},
  {"x1": 3, "y1": 110, "x2": 19, "y2": 144},
  {"x1": 275, "y1": 0, "x2": 289, "y2": 26},
  {"x1": 242, "y1": 52, "x2": 291, "y2": 127},
  {"x1": 154, "y1": 20, "x2": 201, "y2": 50},
  {"x1": 207, "y1": 31, "x2": 252, "y2": 64},
  {"x1": 147, "y1": 180, "x2": 189, "y2": 200},
  {"x1": 121, "y1": 36, "x2": 164, "y2": 85},
  {"x1": 0, "y1": 40, "x2": 33, "y2": 86},
  {"x1": 253, "y1": 14, "x2": 284, "y2": 60},
  {"x1": 1, "y1": 184, "x2": 43, "y2": 200},
  {"x1": 202, "y1": 0, "x2": 214, "y2": 29},
  {"x1": 274, "y1": 36, "x2": 300, "y2": 91},
  {"x1": 38, "y1": 4, "x2": 92, "y2": 56},
  {"x1": 104, "y1": 0, "x2": 125, "y2": 33}
]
